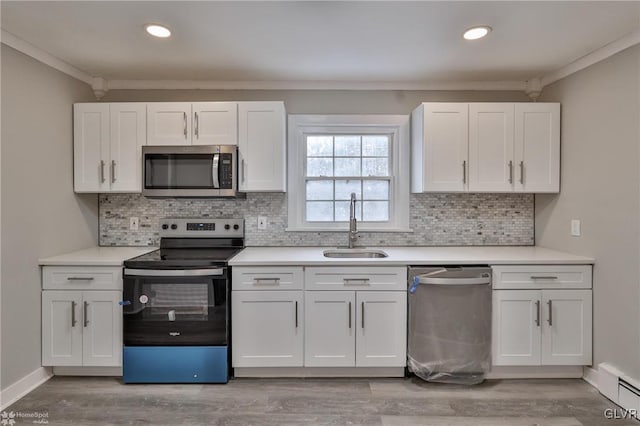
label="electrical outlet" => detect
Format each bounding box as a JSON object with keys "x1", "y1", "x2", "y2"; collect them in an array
[
  {"x1": 571, "y1": 219, "x2": 581, "y2": 237},
  {"x1": 130, "y1": 217, "x2": 139, "y2": 231},
  {"x1": 257, "y1": 216, "x2": 268, "y2": 230}
]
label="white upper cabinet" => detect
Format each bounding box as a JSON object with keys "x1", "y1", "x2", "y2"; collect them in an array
[
  {"x1": 192, "y1": 102, "x2": 238, "y2": 146},
  {"x1": 411, "y1": 103, "x2": 468, "y2": 192},
  {"x1": 74, "y1": 103, "x2": 145, "y2": 193},
  {"x1": 469, "y1": 103, "x2": 515, "y2": 192},
  {"x1": 238, "y1": 101, "x2": 286, "y2": 192},
  {"x1": 146, "y1": 103, "x2": 192, "y2": 145},
  {"x1": 412, "y1": 102, "x2": 560, "y2": 193},
  {"x1": 515, "y1": 103, "x2": 561, "y2": 192}
]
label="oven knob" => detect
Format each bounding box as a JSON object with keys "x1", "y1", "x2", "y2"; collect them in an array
[
  {"x1": 233, "y1": 224, "x2": 240, "y2": 230},
  {"x1": 171, "y1": 224, "x2": 177, "y2": 230},
  {"x1": 162, "y1": 224, "x2": 168, "y2": 230},
  {"x1": 224, "y1": 224, "x2": 230, "y2": 230}
]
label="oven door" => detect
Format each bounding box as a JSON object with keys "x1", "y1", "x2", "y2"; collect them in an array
[
  {"x1": 142, "y1": 145, "x2": 237, "y2": 197},
  {"x1": 123, "y1": 268, "x2": 228, "y2": 346}
]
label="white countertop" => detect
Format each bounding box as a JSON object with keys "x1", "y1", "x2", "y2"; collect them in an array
[
  {"x1": 228, "y1": 246, "x2": 594, "y2": 266},
  {"x1": 39, "y1": 246, "x2": 157, "y2": 266}
]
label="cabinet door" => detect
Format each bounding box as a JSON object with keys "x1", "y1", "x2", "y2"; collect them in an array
[
  {"x1": 74, "y1": 103, "x2": 110, "y2": 192},
  {"x1": 109, "y1": 103, "x2": 146, "y2": 192},
  {"x1": 238, "y1": 102, "x2": 286, "y2": 192},
  {"x1": 356, "y1": 292, "x2": 407, "y2": 367},
  {"x1": 305, "y1": 291, "x2": 355, "y2": 367},
  {"x1": 469, "y1": 103, "x2": 515, "y2": 192},
  {"x1": 515, "y1": 103, "x2": 560, "y2": 193},
  {"x1": 231, "y1": 291, "x2": 303, "y2": 367},
  {"x1": 492, "y1": 290, "x2": 541, "y2": 366},
  {"x1": 541, "y1": 290, "x2": 592, "y2": 365},
  {"x1": 82, "y1": 291, "x2": 122, "y2": 367},
  {"x1": 192, "y1": 102, "x2": 238, "y2": 146},
  {"x1": 422, "y1": 103, "x2": 469, "y2": 192},
  {"x1": 42, "y1": 291, "x2": 83, "y2": 366},
  {"x1": 147, "y1": 103, "x2": 191, "y2": 145}
]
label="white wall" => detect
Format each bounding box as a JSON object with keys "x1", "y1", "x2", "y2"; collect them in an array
[
  {"x1": 536, "y1": 44, "x2": 640, "y2": 380},
  {"x1": 0, "y1": 45, "x2": 98, "y2": 391}
]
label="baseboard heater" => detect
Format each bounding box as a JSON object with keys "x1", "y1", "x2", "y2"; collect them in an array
[{"x1": 598, "y1": 363, "x2": 640, "y2": 416}]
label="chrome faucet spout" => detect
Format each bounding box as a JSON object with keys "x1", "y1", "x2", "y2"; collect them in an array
[{"x1": 348, "y1": 192, "x2": 358, "y2": 249}]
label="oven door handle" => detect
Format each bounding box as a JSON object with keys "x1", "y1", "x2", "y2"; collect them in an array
[{"x1": 124, "y1": 268, "x2": 225, "y2": 277}]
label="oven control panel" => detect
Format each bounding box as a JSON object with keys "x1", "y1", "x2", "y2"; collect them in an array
[{"x1": 160, "y1": 218, "x2": 244, "y2": 238}]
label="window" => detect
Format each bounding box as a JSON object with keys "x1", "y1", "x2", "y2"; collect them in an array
[{"x1": 287, "y1": 115, "x2": 410, "y2": 232}]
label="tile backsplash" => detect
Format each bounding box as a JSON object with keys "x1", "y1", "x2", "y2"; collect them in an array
[{"x1": 99, "y1": 193, "x2": 533, "y2": 247}]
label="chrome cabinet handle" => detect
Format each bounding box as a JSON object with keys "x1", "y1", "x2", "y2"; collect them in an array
[
  {"x1": 183, "y1": 112, "x2": 187, "y2": 138},
  {"x1": 67, "y1": 277, "x2": 94, "y2": 281},
  {"x1": 462, "y1": 160, "x2": 467, "y2": 184},
  {"x1": 100, "y1": 160, "x2": 105, "y2": 183},
  {"x1": 535, "y1": 300, "x2": 541, "y2": 327},
  {"x1": 253, "y1": 277, "x2": 280, "y2": 284},
  {"x1": 295, "y1": 301, "x2": 298, "y2": 328},
  {"x1": 71, "y1": 301, "x2": 77, "y2": 327},
  {"x1": 531, "y1": 276, "x2": 558, "y2": 280},
  {"x1": 348, "y1": 302, "x2": 352, "y2": 329},
  {"x1": 111, "y1": 160, "x2": 116, "y2": 183},
  {"x1": 343, "y1": 278, "x2": 370, "y2": 286},
  {"x1": 519, "y1": 161, "x2": 524, "y2": 184},
  {"x1": 83, "y1": 301, "x2": 89, "y2": 327},
  {"x1": 547, "y1": 300, "x2": 553, "y2": 326},
  {"x1": 241, "y1": 159, "x2": 246, "y2": 184},
  {"x1": 361, "y1": 301, "x2": 365, "y2": 329},
  {"x1": 508, "y1": 160, "x2": 513, "y2": 184},
  {"x1": 195, "y1": 112, "x2": 199, "y2": 138}
]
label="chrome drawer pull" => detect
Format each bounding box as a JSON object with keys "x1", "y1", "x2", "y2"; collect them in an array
[
  {"x1": 83, "y1": 302, "x2": 89, "y2": 327},
  {"x1": 71, "y1": 301, "x2": 77, "y2": 327},
  {"x1": 343, "y1": 278, "x2": 370, "y2": 285},
  {"x1": 295, "y1": 301, "x2": 298, "y2": 328},
  {"x1": 547, "y1": 300, "x2": 553, "y2": 326},
  {"x1": 361, "y1": 301, "x2": 365, "y2": 329},
  {"x1": 67, "y1": 277, "x2": 95, "y2": 281},
  {"x1": 253, "y1": 277, "x2": 280, "y2": 284},
  {"x1": 535, "y1": 300, "x2": 541, "y2": 327},
  {"x1": 530, "y1": 276, "x2": 558, "y2": 280},
  {"x1": 348, "y1": 302, "x2": 352, "y2": 329}
]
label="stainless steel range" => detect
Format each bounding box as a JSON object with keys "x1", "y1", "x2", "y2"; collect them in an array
[{"x1": 121, "y1": 218, "x2": 244, "y2": 383}]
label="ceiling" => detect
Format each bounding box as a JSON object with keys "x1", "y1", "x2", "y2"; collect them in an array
[{"x1": 2, "y1": 1, "x2": 639, "y2": 86}]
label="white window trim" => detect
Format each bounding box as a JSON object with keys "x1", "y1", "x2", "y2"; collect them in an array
[{"x1": 287, "y1": 114, "x2": 411, "y2": 232}]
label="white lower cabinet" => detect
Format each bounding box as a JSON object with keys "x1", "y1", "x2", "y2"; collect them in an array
[
  {"x1": 492, "y1": 289, "x2": 592, "y2": 366},
  {"x1": 42, "y1": 290, "x2": 121, "y2": 367},
  {"x1": 232, "y1": 290, "x2": 303, "y2": 367}
]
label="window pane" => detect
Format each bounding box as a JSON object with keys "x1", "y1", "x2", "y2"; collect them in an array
[
  {"x1": 335, "y1": 179, "x2": 361, "y2": 200},
  {"x1": 306, "y1": 180, "x2": 333, "y2": 200},
  {"x1": 335, "y1": 136, "x2": 361, "y2": 157},
  {"x1": 362, "y1": 201, "x2": 389, "y2": 221},
  {"x1": 335, "y1": 158, "x2": 361, "y2": 176},
  {"x1": 363, "y1": 180, "x2": 389, "y2": 200},
  {"x1": 335, "y1": 201, "x2": 362, "y2": 222},
  {"x1": 307, "y1": 136, "x2": 333, "y2": 156},
  {"x1": 363, "y1": 136, "x2": 389, "y2": 157},
  {"x1": 306, "y1": 201, "x2": 333, "y2": 221},
  {"x1": 307, "y1": 158, "x2": 333, "y2": 177},
  {"x1": 362, "y1": 158, "x2": 389, "y2": 176}
]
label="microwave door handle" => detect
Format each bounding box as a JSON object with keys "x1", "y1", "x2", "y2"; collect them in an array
[{"x1": 212, "y1": 153, "x2": 220, "y2": 189}]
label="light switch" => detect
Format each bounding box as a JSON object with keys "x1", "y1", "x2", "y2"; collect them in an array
[
  {"x1": 130, "y1": 217, "x2": 139, "y2": 231},
  {"x1": 258, "y1": 216, "x2": 268, "y2": 230},
  {"x1": 571, "y1": 219, "x2": 581, "y2": 237}
]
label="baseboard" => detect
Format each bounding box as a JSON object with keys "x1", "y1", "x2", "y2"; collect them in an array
[
  {"x1": 234, "y1": 367, "x2": 405, "y2": 378},
  {"x1": 583, "y1": 363, "x2": 640, "y2": 421},
  {"x1": 486, "y1": 365, "x2": 584, "y2": 379},
  {"x1": 583, "y1": 366, "x2": 600, "y2": 389},
  {"x1": 53, "y1": 366, "x2": 122, "y2": 376},
  {"x1": 0, "y1": 367, "x2": 53, "y2": 410}
]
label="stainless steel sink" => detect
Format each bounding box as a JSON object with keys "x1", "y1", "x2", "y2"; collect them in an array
[{"x1": 323, "y1": 249, "x2": 388, "y2": 258}]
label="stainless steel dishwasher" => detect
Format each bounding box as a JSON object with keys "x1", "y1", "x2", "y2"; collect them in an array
[{"x1": 407, "y1": 266, "x2": 492, "y2": 385}]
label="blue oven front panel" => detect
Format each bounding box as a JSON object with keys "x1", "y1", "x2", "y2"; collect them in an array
[{"x1": 123, "y1": 346, "x2": 228, "y2": 383}]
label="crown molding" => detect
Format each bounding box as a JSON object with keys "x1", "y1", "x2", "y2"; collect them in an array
[
  {"x1": 106, "y1": 79, "x2": 527, "y2": 92},
  {"x1": 1, "y1": 29, "x2": 94, "y2": 85},
  {"x1": 541, "y1": 28, "x2": 640, "y2": 87}
]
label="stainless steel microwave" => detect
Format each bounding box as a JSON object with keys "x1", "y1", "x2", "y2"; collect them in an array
[{"x1": 142, "y1": 145, "x2": 238, "y2": 198}]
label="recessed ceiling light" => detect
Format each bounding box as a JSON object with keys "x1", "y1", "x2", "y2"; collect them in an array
[
  {"x1": 463, "y1": 26, "x2": 492, "y2": 41},
  {"x1": 145, "y1": 24, "x2": 171, "y2": 38}
]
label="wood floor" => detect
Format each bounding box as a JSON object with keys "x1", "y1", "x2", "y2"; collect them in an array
[{"x1": 5, "y1": 376, "x2": 637, "y2": 425}]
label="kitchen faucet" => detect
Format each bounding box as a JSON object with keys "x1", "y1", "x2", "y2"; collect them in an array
[{"x1": 348, "y1": 192, "x2": 358, "y2": 248}]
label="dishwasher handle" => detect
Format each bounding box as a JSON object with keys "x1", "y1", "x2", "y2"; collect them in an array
[{"x1": 417, "y1": 276, "x2": 491, "y2": 286}]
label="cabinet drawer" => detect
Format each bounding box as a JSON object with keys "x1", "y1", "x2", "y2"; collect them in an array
[
  {"x1": 492, "y1": 265, "x2": 592, "y2": 290},
  {"x1": 305, "y1": 267, "x2": 406, "y2": 291},
  {"x1": 232, "y1": 267, "x2": 303, "y2": 290},
  {"x1": 43, "y1": 266, "x2": 122, "y2": 290}
]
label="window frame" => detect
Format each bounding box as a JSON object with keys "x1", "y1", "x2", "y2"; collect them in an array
[{"x1": 287, "y1": 114, "x2": 411, "y2": 232}]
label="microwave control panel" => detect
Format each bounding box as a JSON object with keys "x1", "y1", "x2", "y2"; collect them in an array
[{"x1": 219, "y1": 153, "x2": 233, "y2": 189}]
